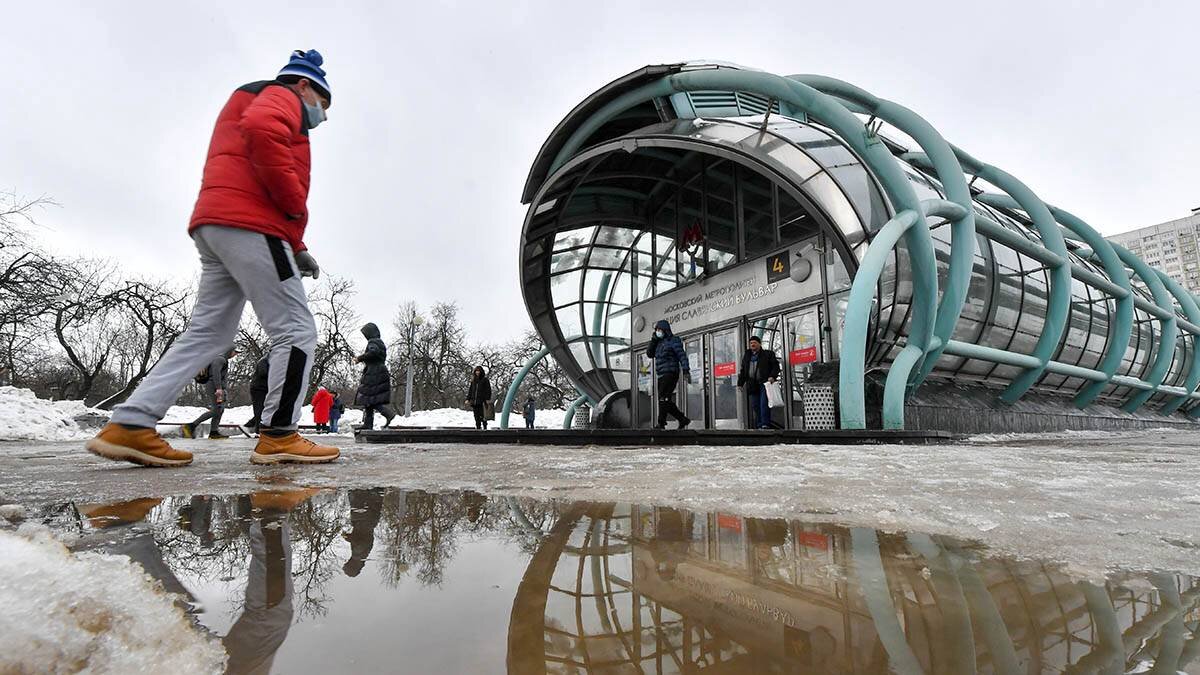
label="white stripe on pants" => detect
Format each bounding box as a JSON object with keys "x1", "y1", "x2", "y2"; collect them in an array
[{"x1": 112, "y1": 225, "x2": 317, "y2": 430}]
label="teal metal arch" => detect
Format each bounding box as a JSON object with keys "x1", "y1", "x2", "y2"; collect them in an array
[
  {"x1": 563, "y1": 393, "x2": 589, "y2": 429},
  {"x1": 500, "y1": 345, "x2": 551, "y2": 429},
  {"x1": 788, "y1": 75, "x2": 976, "y2": 392},
  {"x1": 1153, "y1": 271, "x2": 1200, "y2": 414},
  {"x1": 1110, "y1": 243, "x2": 1179, "y2": 412},
  {"x1": 958, "y1": 159, "x2": 1074, "y2": 404},
  {"x1": 1043, "y1": 205, "x2": 1136, "y2": 408},
  {"x1": 895, "y1": 147, "x2": 1075, "y2": 405}
]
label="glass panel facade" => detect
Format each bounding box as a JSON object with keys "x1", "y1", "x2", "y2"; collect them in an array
[{"x1": 741, "y1": 168, "x2": 776, "y2": 258}]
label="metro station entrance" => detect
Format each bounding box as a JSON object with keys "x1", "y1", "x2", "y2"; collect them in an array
[{"x1": 639, "y1": 304, "x2": 825, "y2": 430}]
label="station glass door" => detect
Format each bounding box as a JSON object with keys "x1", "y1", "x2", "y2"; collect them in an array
[
  {"x1": 784, "y1": 308, "x2": 822, "y2": 428},
  {"x1": 709, "y1": 327, "x2": 741, "y2": 429},
  {"x1": 681, "y1": 336, "x2": 706, "y2": 427},
  {"x1": 636, "y1": 353, "x2": 653, "y2": 429},
  {"x1": 747, "y1": 315, "x2": 787, "y2": 428}
]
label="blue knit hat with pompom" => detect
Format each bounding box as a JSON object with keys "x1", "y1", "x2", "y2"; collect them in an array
[{"x1": 277, "y1": 49, "x2": 331, "y2": 103}]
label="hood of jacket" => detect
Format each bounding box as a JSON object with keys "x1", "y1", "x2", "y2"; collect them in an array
[
  {"x1": 654, "y1": 320, "x2": 673, "y2": 338},
  {"x1": 361, "y1": 323, "x2": 380, "y2": 340}
]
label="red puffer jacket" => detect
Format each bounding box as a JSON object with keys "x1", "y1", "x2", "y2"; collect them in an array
[{"x1": 189, "y1": 81, "x2": 311, "y2": 252}]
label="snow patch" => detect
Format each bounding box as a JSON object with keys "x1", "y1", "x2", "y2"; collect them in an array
[
  {"x1": 0, "y1": 525, "x2": 226, "y2": 673},
  {"x1": 0, "y1": 387, "x2": 100, "y2": 442}
]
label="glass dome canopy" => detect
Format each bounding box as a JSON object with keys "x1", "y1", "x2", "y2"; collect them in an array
[{"x1": 521, "y1": 114, "x2": 883, "y2": 404}]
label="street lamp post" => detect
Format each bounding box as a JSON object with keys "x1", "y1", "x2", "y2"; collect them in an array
[{"x1": 404, "y1": 315, "x2": 423, "y2": 417}]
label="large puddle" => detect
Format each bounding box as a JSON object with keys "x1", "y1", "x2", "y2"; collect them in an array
[{"x1": 24, "y1": 488, "x2": 1200, "y2": 674}]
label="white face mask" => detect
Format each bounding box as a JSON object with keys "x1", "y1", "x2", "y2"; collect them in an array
[
  {"x1": 654, "y1": 329, "x2": 664, "y2": 339},
  {"x1": 303, "y1": 91, "x2": 327, "y2": 129}
]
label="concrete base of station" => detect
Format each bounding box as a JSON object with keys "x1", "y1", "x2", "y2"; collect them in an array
[{"x1": 355, "y1": 427, "x2": 958, "y2": 446}]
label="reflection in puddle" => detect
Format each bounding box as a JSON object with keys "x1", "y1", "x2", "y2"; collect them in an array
[{"x1": 33, "y1": 491, "x2": 1200, "y2": 673}]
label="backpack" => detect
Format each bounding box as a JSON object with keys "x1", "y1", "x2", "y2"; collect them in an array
[{"x1": 194, "y1": 365, "x2": 211, "y2": 385}]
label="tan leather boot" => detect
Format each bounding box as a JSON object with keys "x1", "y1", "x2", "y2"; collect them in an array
[
  {"x1": 251, "y1": 432, "x2": 339, "y2": 465},
  {"x1": 79, "y1": 498, "x2": 164, "y2": 528},
  {"x1": 86, "y1": 423, "x2": 193, "y2": 468}
]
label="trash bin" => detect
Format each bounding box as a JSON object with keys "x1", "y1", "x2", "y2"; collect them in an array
[
  {"x1": 572, "y1": 404, "x2": 592, "y2": 429},
  {"x1": 802, "y1": 385, "x2": 837, "y2": 430}
]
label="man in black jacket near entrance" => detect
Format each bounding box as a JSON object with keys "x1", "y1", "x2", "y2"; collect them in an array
[{"x1": 737, "y1": 335, "x2": 780, "y2": 429}]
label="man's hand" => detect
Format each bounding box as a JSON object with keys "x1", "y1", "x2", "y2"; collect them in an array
[
  {"x1": 215, "y1": 388, "x2": 225, "y2": 404},
  {"x1": 295, "y1": 250, "x2": 320, "y2": 279},
  {"x1": 683, "y1": 370, "x2": 692, "y2": 384}
]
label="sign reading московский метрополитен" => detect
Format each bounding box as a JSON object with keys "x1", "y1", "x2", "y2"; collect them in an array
[{"x1": 631, "y1": 245, "x2": 823, "y2": 339}]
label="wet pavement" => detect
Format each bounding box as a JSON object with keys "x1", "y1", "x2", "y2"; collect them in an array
[
  {"x1": 2, "y1": 431, "x2": 1200, "y2": 672},
  {"x1": 17, "y1": 487, "x2": 1200, "y2": 674},
  {"x1": 2, "y1": 431, "x2": 1199, "y2": 579}
]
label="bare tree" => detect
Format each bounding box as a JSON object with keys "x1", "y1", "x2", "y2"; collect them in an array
[
  {"x1": 306, "y1": 275, "x2": 359, "y2": 397},
  {"x1": 43, "y1": 258, "x2": 125, "y2": 402},
  {"x1": 94, "y1": 279, "x2": 190, "y2": 409},
  {"x1": 0, "y1": 193, "x2": 59, "y2": 386}
]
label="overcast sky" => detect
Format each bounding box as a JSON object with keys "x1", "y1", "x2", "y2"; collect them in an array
[{"x1": 4, "y1": 1, "x2": 1199, "y2": 343}]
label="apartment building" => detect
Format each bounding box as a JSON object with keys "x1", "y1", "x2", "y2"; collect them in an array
[{"x1": 1107, "y1": 210, "x2": 1200, "y2": 295}]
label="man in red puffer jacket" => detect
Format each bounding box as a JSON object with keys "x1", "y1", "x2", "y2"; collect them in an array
[{"x1": 87, "y1": 49, "x2": 340, "y2": 468}]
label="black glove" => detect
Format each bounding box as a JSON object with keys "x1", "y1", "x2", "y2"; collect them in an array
[{"x1": 295, "y1": 250, "x2": 320, "y2": 279}]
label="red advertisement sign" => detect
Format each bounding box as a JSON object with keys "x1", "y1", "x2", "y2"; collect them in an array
[
  {"x1": 789, "y1": 347, "x2": 817, "y2": 365},
  {"x1": 713, "y1": 361, "x2": 737, "y2": 377},
  {"x1": 717, "y1": 514, "x2": 742, "y2": 532},
  {"x1": 797, "y1": 530, "x2": 830, "y2": 551}
]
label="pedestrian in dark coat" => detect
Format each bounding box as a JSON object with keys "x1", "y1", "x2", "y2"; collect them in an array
[
  {"x1": 355, "y1": 323, "x2": 396, "y2": 430},
  {"x1": 185, "y1": 347, "x2": 238, "y2": 440},
  {"x1": 523, "y1": 396, "x2": 536, "y2": 429},
  {"x1": 646, "y1": 320, "x2": 691, "y2": 429},
  {"x1": 466, "y1": 366, "x2": 493, "y2": 430},
  {"x1": 329, "y1": 391, "x2": 344, "y2": 434},
  {"x1": 737, "y1": 335, "x2": 781, "y2": 429}
]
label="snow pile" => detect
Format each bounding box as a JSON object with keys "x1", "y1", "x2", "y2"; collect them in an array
[
  {"x1": 391, "y1": 407, "x2": 569, "y2": 429},
  {"x1": 0, "y1": 526, "x2": 226, "y2": 673},
  {"x1": 0, "y1": 387, "x2": 99, "y2": 442},
  {"x1": 159, "y1": 404, "x2": 569, "y2": 431},
  {"x1": 0, "y1": 386, "x2": 571, "y2": 441}
]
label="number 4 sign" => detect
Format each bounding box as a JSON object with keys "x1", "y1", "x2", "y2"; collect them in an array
[{"x1": 766, "y1": 250, "x2": 790, "y2": 283}]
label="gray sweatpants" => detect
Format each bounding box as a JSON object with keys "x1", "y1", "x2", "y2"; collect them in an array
[{"x1": 112, "y1": 225, "x2": 317, "y2": 431}]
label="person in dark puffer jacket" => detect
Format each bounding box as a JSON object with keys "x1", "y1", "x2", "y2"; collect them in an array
[
  {"x1": 466, "y1": 366, "x2": 493, "y2": 430},
  {"x1": 355, "y1": 323, "x2": 396, "y2": 430},
  {"x1": 646, "y1": 320, "x2": 691, "y2": 430}
]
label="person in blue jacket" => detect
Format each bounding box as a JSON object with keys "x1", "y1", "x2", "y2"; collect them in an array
[
  {"x1": 522, "y1": 396, "x2": 536, "y2": 429},
  {"x1": 645, "y1": 320, "x2": 691, "y2": 430}
]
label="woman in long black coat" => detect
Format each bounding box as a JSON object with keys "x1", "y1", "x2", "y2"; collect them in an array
[
  {"x1": 355, "y1": 323, "x2": 397, "y2": 430},
  {"x1": 466, "y1": 365, "x2": 492, "y2": 430}
]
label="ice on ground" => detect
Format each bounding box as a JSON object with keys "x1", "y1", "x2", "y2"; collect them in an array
[
  {"x1": 0, "y1": 504, "x2": 26, "y2": 522},
  {"x1": 0, "y1": 525, "x2": 226, "y2": 674},
  {"x1": 0, "y1": 387, "x2": 100, "y2": 442}
]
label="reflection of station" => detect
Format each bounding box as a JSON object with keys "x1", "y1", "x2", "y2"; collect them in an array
[
  {"x1": 511, "y1": 62, "x2": 1200, "y2": 433},
  {"x1": 507, "y1": 505, "x2": 1200, "y2": 673}
]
